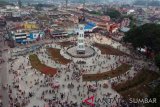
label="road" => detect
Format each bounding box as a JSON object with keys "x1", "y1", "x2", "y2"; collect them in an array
[{"x1": 0, "y1": 33, "x2": 10, "y2": 107}]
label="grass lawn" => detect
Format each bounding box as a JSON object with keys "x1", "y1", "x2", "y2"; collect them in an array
[
  {"x1": 47, "y1": 48, "x2": 71, "y2": 65},
  {"x1": 29, "y1": 54, "x2": 57, "y2": 76},
  {"x1": 82, "y1": 64, "x2": 131, "y2": 81},
  {"x1": 93, "y1": 43, "x2": 129, "y2": 56},
  {"x1": 112, "y1": 69, "x2": 160, "y2": 99}
]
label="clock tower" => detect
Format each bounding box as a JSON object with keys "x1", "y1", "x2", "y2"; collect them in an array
[{"x1": 77, "y1": 16, "x2": 85, "y2": 54}]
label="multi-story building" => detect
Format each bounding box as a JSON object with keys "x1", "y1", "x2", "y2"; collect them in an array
[
  {"x1": 23, "y1": 22, "x2": 39, "y2": 29},
  {"x1": 12, "y1": 32, "x2": 27, "y2": 44},
  {"x1": 120, "y1": 18, "x2": 130, "y2": 28},
  {"x1": 0, "y1": 17, "x2": 6, "y2": 27},
  {"x1": 12, "y1": 31, "x2": 44, "y2": 44}
]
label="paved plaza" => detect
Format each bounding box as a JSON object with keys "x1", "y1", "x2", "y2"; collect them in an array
[
  {"x1": 0, "y1": 1, "x2": 160, "y2": 107},
  {"x1": 0, "y1": 35, "x2": 158, "y2": 107}
]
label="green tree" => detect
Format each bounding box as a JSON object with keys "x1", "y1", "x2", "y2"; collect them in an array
[
  {"x1": 145, "y1": 85, "x2": 160, "y2": 107},
  {"x1": 155, "y1": 54, "x2": 160, "y2": 69},
  {"x1": 123, "y1": 23, "x2": 160, "y2": 53},
  {"x1": 103, "y1": 8, "x2": 121, "y2": 19},
  {"x1": 89, "y1": 11, "x2": 101, "y2": 16}
]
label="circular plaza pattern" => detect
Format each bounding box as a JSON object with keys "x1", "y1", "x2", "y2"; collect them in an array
[
  {"x1": 66, "y1": 46, "x2": 96, "y2": 58},
  {"x1": 4, "y1": 35, "x2": 159, "y2": 107}
]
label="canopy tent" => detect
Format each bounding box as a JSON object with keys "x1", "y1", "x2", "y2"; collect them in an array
[{"x1": 84, "y1": 22, "x2": 96, "y2": 32}]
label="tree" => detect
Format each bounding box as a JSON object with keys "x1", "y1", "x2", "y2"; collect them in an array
[
  {"x1": 103, "y1": 8, "x2": 121, "y2": 19},
  {"x1": 155, "y1": 54, "x2": 160, "y2": 69},
  {"x1": 145, "y1": 85, "x2": 160, "y2": 107},
  {"x1": 123, "y1": 23, "x2": 160, "y2": 53},
  {"x1": 89, "y1": 11, "x2": 102, "y2": 16}
]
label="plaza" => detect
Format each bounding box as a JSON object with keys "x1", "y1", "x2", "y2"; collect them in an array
[
  {"x1": 0, "y1": 1, "x2": 160, "y2": 107},
  {"x1": 0, "y1": 33, "x2": 158, "y2": 107}
]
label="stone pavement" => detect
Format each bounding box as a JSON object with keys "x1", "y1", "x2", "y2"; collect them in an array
[
  {"x1": 1, "y1": 35, "x2": 157, "y2": 107},
  {"x1": 0, "y1": 36, "x2": 10, "y2": 107}
]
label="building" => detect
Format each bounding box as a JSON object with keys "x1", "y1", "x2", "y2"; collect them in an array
[
  {"x1": 11, "y1": 11, "x2": 22, "y2": 22},
  {"x1": 27, "y1": 31, "x2": 44, "y2": 41},
  {"x1": 101, "y1": 16, "x2": 110, "y2": 22},
  {"x1": 12, "y1": 32, "x2": 27, "y2": 44},
  {"x1": 109, "y1": 23, "x2": 119, "y2": 33},
  {"x1": 120, "y1": 18, "x2": 130, "y2": 28},
  {"x1": 51, "y1": 30, "x2": 68, "y2": 38},
  {"x1": 23, "y1": 22, "x2": 39, "y2": 29},
  {"x1": 84, "y1": 22, "x2": 96, "y2": 32},
  {"x1": 0, "y1": 17, "x2": 6, "y2": 27},
  {"x1": 12, "y1": 31, "x2": 44, "y2": 44}
]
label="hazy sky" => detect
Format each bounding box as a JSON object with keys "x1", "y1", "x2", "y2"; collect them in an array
[{"x1": 3, "y1": 0, "x2": 159, "y2": 4}]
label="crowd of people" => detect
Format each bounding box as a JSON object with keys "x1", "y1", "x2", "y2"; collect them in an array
[
  {"x1": 0, "y1": 58, "x2": 5, "y2": 65},
  {"x1": 0, "y1": 34, "x2": 156, "y2": 107}
]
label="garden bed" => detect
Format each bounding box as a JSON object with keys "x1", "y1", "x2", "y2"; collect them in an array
[
  {"x1": 47, "y1": 48, "x2": 71, "y2": 65},
  {"x1": 112, "y1": 69, "x2": 160, "y2": 98},
  {"x1": 93, "y1": 43, "x2": 129, "y2": 56},
  {"x1": 29, "y1": 54, "x2": 57, "y2": 76},
  {"x1": 82, "y1": 64, "x2": 131, "y2": 81},
  {"x1": 56, "y1": 41, "x2": 75, "y2": 47}
]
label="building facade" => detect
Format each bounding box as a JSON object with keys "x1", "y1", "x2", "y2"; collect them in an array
[
  {"x1": 12, "y1": 31, "x2": 44, "y2": 44},
  {"x1": 23, "y1": 22, "x2": 39, "y2": 29},
  {"x1": 13, "y1": 33, "x2": 27, "y2": 44}
]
